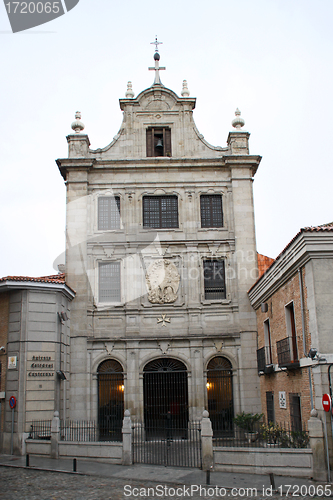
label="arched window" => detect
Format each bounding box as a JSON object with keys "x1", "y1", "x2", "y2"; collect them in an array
[
  {"x1": 207, "y1": 356, "x2": 233, "y2": 436},
  {"x1": 97, "y1": 359, "x2": 124, "y2": 441}
]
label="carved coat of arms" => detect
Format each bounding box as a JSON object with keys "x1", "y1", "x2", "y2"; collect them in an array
[{"x1": 146, "y1": 259, "x2": 180, "y2": 304}]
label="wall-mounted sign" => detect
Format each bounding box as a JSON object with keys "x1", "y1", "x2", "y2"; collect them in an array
[
  {"x1": 279, "y1": 391, "x2": 287, "y2": 409},
  {"x1": 27, "y1": 354, "x2": 54, "y2": 378},
  {"x1": 8, "y1": 356, "x2": 17, "y2": 369},
  {"x1": 9, "y1": 396, "x2": 16, "y2": 409},
  {"x1": 322, "y1": 394, "x2": 332, "y2": 412}
]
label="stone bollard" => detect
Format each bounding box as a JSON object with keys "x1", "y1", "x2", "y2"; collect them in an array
[
  {"x1": 122, "y1": 409, "x2": 132, "y2": 466},
  {"x1": 201, "y1": 410, "x2": 214, "y2": 471},
  {"x1": 308, "y1": 409, "x2": 328, "y2": 482},
  {"x1": 51, "y1": 411, "x2": 60, "y2": 459}
]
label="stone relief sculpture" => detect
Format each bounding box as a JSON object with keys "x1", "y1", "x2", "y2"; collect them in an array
[{"x1": 146, "y1": 259, "x2": 180, "y2": 304}]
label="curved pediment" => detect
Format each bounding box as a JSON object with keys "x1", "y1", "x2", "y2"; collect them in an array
[
  {"x1": 120, "y1": 85, "x2": 195, "y2": 113},
  {"x1": 144, "y1": 98, "x2": 171, "y2": 111}
]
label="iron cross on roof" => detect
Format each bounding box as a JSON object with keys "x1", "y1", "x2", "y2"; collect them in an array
[{"x1": 149, "y1": 36, "x2": 166, "y2": 85}]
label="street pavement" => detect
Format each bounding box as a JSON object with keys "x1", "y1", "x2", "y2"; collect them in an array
[{"x1": 0, "y1": 454, "x2": 331, "y2": 500}]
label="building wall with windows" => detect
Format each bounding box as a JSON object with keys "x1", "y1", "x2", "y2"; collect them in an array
[
  {"x1": 249, "y1": 223, "x2": 333, "y2": 457},
  {"x1": 57, "y1": 59, "x2": 262, "y2": 429},
  {"x1": 255, "y1": 270, "x2": 312, "y2": 427}
]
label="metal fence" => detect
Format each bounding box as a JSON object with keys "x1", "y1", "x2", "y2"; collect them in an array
[
  {"x1": 213, "y1": 420, "x2": 309, "y2": 449},
  {"x1": 28, "y1": 419, "x2": 122, "y2": 442},
  {"x1": 132, "y1": 420, "x2": 202, "y2": 468},
  {"x1": 28, "y1": 420, "x2": 52, "y2": 440},
  {"x1": 60, "y1": 420, "x2": 98, "y2": 442}
]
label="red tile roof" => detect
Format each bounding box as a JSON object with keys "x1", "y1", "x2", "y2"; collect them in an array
[
  {"x1": 257, "y1": 253, "x2": 275, "y2": 278},
  {"x1": 0, "y1": 273, "x2": 66, "y2": 284},
  {"x1": 250, "y1": 222, "x2": 333, "y2": 292},
  {"x1": 302, "y1": 222, "x2": 333, "y2": 232}
]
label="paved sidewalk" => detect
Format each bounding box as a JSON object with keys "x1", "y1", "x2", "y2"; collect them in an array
[{"x1": 0, "y1": 454, "x2": 326, "y2": 491}]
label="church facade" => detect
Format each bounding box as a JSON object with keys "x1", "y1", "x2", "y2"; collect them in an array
[{"x1": 56, "y1": 48, "x2": 262, "y2": 435}]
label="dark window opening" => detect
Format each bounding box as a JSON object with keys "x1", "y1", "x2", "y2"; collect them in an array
[
  {"x1": 204, "y1": 260, "x2": 226, "y2": 300},
  {"x1": 289, "y1": 393, "x2": 302, "y2": 431},
  {"x1": 143, "y1": 195, "x2": 178, "y2": 229},
  {"x1": 146, "y1": 128, "x2": 172, "y2": 157},
  {"x1": 200, "y1": 195, "x2": 223, "y2": 228},
  {"x1": 266, "y1": 391, "x2": 275, "y2": 423},
  {"x1": 98, "y1": 196, "x2": 120, "y2": 230}
]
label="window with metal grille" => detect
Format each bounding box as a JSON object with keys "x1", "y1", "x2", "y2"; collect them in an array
[
  {"x1": 143, "y1": 195, "x2": 178, "y2": 229},
  {"x1": 203, "y1": 260, "x2": 226, "y2": 300},
  {"x1": 99, "y1": 262, "x2": 121, "y2": 302},
  {"x1": 285, "y1": 302, "x2": 298, "y2": 361},
  {"x1": 98, "y1": 196, "x2": 120, "y2": 230},
  {"x1": 146, "y1": 127, "x2": 172, "y2": 157},
  {"x1": 289, "y1": 393, "x2": 302, "y2": 431},
  {"x1": 200, "y1": 195, "x2": 223, "y2": 228},
  {"x1": 264, "y1": 319, "x2": 272, "y2": 364},
  {"x1": 266, "y1": 392, "x2": 275, "y2": 423}
]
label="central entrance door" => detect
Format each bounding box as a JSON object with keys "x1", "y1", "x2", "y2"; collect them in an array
[
  {"x1": 143, "y1": 357, "x2": 188, "y2": 435},
  {"x1": 133, "y1": 357, "x2": 201, "y2": 467}
]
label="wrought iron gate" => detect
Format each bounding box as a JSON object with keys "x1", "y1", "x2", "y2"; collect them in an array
[
  {"x1": 132, "y1": 357, "x2": 201, "y2": 467},
  {"x1": 143, "y1": 358, "x2": 189, "y2": 430},
  {"x1": 132, "y1": 420, "x2": 202, "y2": 468}
]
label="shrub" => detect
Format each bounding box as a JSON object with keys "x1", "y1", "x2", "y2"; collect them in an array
[
  {"x1": 260, "y1": 422, "x2": 289, "y2": 446},
  {"x1": 233, "y1": 412, "x2": 263, "y2": 432}
]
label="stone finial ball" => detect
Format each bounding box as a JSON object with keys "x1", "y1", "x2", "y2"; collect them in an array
[
  {"x1": 124, "y1": 409, "x2": 131, "y2": 417},
  {"x1": 203, "y1": 410, "x2": 209, "y2": 418},
  {"x1": 154, "y1": 52, "x2": 160, "y2": 61},
  {"x1": 310, "y1": 408, "x2": 318, "y2": 418},
  {"x1": 54, "y1": 411, "x2": 59, "y2": 417}
]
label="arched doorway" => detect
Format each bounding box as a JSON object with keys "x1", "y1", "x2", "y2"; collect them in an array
[
  {"x1": 97, "y1": 359, "x2": 124, "y2": 441},
  {"x1": 143, "y1": 358, "x2": 188, "y2": 435},
  {"x1": 206, "y1": 356, "x2": 233, "y2": 436}
]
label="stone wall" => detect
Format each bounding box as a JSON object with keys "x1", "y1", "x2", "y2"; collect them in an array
[
  {"x1": 214, "y1": 447, "x2": 313, "y2": 477},
  {"x1": 2, "y1": 287, "x2": 72, "y2": 454},
  {"x1": 0, "y1": 292, "x2": 9, "y2": 438}
]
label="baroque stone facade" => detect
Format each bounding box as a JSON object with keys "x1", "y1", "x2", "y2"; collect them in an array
[{"x1": 56, "y1": 52, "x2": 262, "y2": 427}]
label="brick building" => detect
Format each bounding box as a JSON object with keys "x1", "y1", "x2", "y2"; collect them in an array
[{"x1": 248, "y1": 223, "x2": 333, "y2": 458}]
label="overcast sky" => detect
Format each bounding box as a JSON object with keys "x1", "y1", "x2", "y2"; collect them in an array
[{"x1": 1, "y1": 0, "x2": 332, "y2": 278}]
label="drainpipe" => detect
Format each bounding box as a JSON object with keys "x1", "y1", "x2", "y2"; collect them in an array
[{"x1": 298, "y1": 268, "x2": 314, "y2": 409}]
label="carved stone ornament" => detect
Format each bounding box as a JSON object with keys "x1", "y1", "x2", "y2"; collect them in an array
[{"x1": 146, "y1": 259, "x2": 180, "y2": 304}]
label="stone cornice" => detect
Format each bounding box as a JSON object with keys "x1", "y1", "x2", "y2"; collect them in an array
[
  {"x1": 56, "y1": 155, "x2": 262, "y2": 179},
  {"x1": 0, "y1": 280, "x2": 76, "y2": 300},
  {"x1": 248, "y1": 232, "x2": 333, "y2": 309},
  {"x1": 68, "y1": 155, "x2": 260, "y2": 169},
  {"x1": 56, "y1": 158, "x2": 96, "y2": 180}
]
